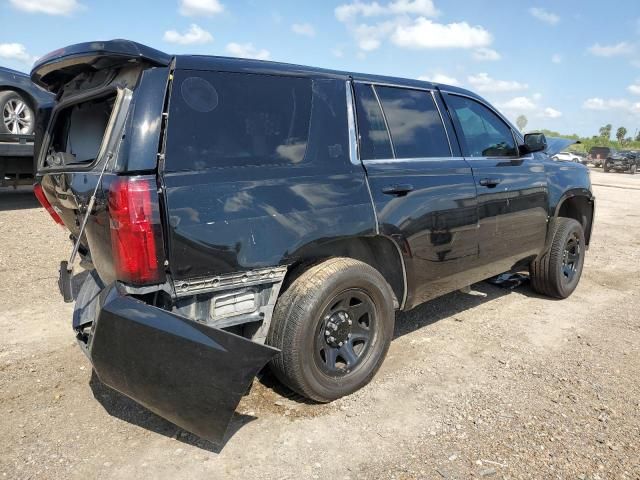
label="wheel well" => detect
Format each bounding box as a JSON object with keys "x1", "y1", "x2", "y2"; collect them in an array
[
  {"x1": 0, "y1": 87, "x2": 37, "y2": 111},
  {"x1": 282, "y1": 236, "x2": 405, "y2": 309},
  {"x1": 557, "y1": 195, "x2": 594, "y2": 245}
]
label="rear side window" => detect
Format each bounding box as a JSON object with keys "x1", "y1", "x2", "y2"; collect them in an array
[
  {"x1": 446, "y1": 95, "x2": 518, "y2": 158},
  {"x1": 166, "y1": 71, "x2": 312, "y2": 170},
  {"x1": 353, "y1": 83, "x2": 393, "y2": 160},
  {"x1": 375, "y1": 86, "x2": 450, "y2": 159}
]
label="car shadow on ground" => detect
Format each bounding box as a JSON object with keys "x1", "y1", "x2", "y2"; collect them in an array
[
  {"x1": 88, "y1": 275, "x2": 544, "y2": 452},
  {"x1": 0, "y1": 187, "x2": 38, "y2": 211}
]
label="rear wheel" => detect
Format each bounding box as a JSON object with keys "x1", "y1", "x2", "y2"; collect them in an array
[
  {"x1": 630, "y1": 164, "x2": 637, "y2": 175},
  {"x1": 603, "y1": 161, "x2": 610, "y2": 172},
  {"x1": 0, "y1": 91, "x2": 34, "y2": 135},
  {"x1": 267, "y1": 258, "x2": 395, "y2": 402},
  {"x1": 530, "y1": 218, "x2": 585, "y2": 299}
]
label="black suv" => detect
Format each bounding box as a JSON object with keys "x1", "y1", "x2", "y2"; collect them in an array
[
  {"x1": 32, "y1": 40, "x2": 595, "y2": 444},
  {"x1": 603, "y1": 150, "x2": 637, "y2": 174}
]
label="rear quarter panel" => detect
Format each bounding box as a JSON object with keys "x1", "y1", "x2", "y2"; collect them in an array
[{"x1": 161, "y1": 74, "x2": 377, "y2": 280}]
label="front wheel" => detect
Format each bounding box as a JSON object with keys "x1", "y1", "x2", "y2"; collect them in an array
[
  {"x1": 603, "y1": 161, "x2": 610, "y2": 172},
  {"x1": 267, "y1": 258, "x2": 395, "y2": 402},
  {"x1": 630, "y1": 164, "x2": 637, "y2": 175},
  {"x1": 530, "y1": 218, "x2": 586, "y2": 299}
]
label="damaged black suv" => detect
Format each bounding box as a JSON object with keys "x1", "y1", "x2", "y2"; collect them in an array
[{"x1": 32, "y1": 40, "x2": 595, "y2": 444}]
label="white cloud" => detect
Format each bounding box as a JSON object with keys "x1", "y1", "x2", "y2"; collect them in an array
[
  {"x1": 500, "y1": 96, "x2": 537, "y2": 111},
  {"x1": 225, "y1": 42, "x2": 271, "y2": 60},
  {"x1": 473, "y1": 47, "x2": 500, "y2": 61},
  {"x1": 528, "y1": 7, "x2": 559, "y2": 25},
  {"x1": 9, "y1": 0, "x2": 82, "y2": 15},
  {"x1": 467, "y1": 72, "x2": 528, "y2": 93},
  {"x1": 499, "y1": 96, "x2": 562, "y2": 119},
  {"x1": 354, "y1": 21, "x2": 396, "y2": 51},
  {"x1": 541, "y1": 107, "x2": 562, "y2": 118},
  {"x1": 0, "y1": 43, "x2": 35, "y2": 64},
  {"x1": 291, "y1": 23, "x2": 316, "y2": 37},
  {"x1": 332, "y1": 47, "x2": 344, "y2": 57},
  {"x1": 335, "y1": 0, "x2": 439, "y2": 22},
  {"x1": 588, "y1": 42, "x2": 634, "y2": 57},
  {"x1": 583, "y1": 97, "x2": 640, "y2": 114},
  {"x1": 417, "y1": 73, "x2": 460, "y2": 85},
  {"x1": 335, "y1": 1, "x2": 491, "y2": 52},
  {"x1": 179, "y1": 0, "x2": 224, "y2": 17},
  {"x1": 551, "y1": 53, "x2": 562, "y2": 64},
  {"x1": 163, "y1": 24, "x2": 213, "y2": 45},
  {"x1": 391, "y1": 18, "x2": 492, "y2": 49},
  {"x1": 628, "y1": 83, "x2": 640, "y2": 95}
]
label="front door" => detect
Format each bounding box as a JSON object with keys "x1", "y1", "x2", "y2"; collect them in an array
[
  {"x1": 352, "y1": 82, "x2": 479, "y2": 308},
  {"x1": 443, "y1": 93, "x2": 548, "y2": 275}
]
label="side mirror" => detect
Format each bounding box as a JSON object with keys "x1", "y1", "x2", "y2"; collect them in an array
[{"x1": 521, "y1": 133, "x2": 547, "y2": 155}]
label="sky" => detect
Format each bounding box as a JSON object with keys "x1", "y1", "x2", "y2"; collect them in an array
[{"x1": 1, "y1": 0, "x2": 640, "y2": 137}]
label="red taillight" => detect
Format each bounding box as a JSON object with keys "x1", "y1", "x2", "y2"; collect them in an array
[
  {"x1": 33, "y1": 183, "x2": 64, "y2": 225},
  {"x1": 108, "y1": 176, "x2": 164, "y2": 284}
]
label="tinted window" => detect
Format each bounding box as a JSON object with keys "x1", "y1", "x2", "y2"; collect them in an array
[
  {"x1": 166, "y1": 71, "x2": 312, "y2": 170},
  {"x1": 376, "y1": 86, "x2": 450, "y2": 158},
  {"x1": 446, "y1": 95, "x2": 518, "y2": 158},
  {"x1": 353, "y1": 83, "x2": 393, "y2": 160}
]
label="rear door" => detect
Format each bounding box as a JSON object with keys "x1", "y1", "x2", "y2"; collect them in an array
[
  {"x1": 352, "y1": 82, "x2": 479, "y2": 308},
  {"x1": 443, "y1": 93, "x2": 548, "y2": 274}
]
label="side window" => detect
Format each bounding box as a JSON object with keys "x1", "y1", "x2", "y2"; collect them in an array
[
  {"x1": 165, "y1": 71, "x2": 312, "y2": 170},
  {"x1": 375, "y1": 86, "x2": 451, "y2": 159},
  {"x1": 353, "y1": 83, "x2": 393, "y2": 160},
  {"x1": 446, "y1": 95, "x2": 518, "y2": 158}
]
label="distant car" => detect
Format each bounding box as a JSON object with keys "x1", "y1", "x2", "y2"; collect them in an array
[
  {"x1": 588, "y1": 146, "x2": 616, "y2": 168},
  {"x1": 603, "y1": 150, "x2": 637, "y2": 174},
  {"x1": 552, "y1": 151, "x2": 582, "y2": 163},
  {"x1": 0, "y1": 66, "x2": 52, "y2": 135}
]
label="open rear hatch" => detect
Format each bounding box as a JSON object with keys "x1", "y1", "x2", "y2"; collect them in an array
[{"x1": 33, "y1": 40, "x2": 279, "y2": 445}]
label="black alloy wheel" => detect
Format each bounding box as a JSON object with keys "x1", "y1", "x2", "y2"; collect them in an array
[{"x1": 314, "y1": 289, "x2": 376, "y2": 376}]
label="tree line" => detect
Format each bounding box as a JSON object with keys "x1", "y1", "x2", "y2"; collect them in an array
[{"x1": 515, "y1": 115, "x2": 640, "y2": 153}]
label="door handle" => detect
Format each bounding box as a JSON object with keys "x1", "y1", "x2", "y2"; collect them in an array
[
  {"x1": 479, "y1": 178, "x2": 502, "y2": 188},
  {"x1": 382, "y1": 184, "x2": 414, "y2": 196}
]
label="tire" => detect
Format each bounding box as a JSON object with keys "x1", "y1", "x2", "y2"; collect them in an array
[
  {"x1": 0, "y1": 90, "x2": 35, "y2": 135},
  {"x1": 267, "y1": 257, "x2": 395, "y2": 402},
  {"x1": 530, "y1": 218, "x2": 586, "y2": 299},
  {"x1": 630, "y1": 164, "x2": 637, "y2": 175},
  {"x1": 603, "y1": 161, "x2": 610, "y2": 173}
]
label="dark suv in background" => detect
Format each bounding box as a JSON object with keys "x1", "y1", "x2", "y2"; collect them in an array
[
  {"x1": 603, "y1": 150, "x2": 637, "y2": 174},
  {"x1": 32, "y1": 40, "x2": 595, "y2": 444}
]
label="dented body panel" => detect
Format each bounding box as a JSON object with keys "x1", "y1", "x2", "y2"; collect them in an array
[{"x1": 86, "y1": 283, "x2": 277, "y2": 443}]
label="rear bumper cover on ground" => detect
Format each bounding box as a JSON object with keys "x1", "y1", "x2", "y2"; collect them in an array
[{"x1": 76, "y1": 283, "x2": 278, "y2": 444}]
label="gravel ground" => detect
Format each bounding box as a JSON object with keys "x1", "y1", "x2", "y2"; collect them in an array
[{"x1": 0, "y1": 168, "x2": 639, "y2": 480}]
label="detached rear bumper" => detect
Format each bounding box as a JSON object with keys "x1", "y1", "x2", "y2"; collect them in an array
[{"x1": 77, "y1": 283, "x2": 278, "y2": 444}]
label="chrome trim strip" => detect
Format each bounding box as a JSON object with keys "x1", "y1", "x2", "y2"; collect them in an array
[
  {"x1": 174, "y1": 266, "x2": 288, "y2": 297},
  {"x1": 363, "y1": 173, "x2": 380, "y2": 234},
  {"x1": 354, "y1": 79, "x2": 434, "y2": 93},
  {"x1": 362, "y1": 156, "x2": 466, "y2": 165},
  {"x1": 371, "y1": 84, "x2": 396, "y2": 158},
  {"x1": 430, "y1": 90, "x2": 453, "y2": 156},
  {"x1": 345, "y1": 80, "x2": 360, "y2": 166}
]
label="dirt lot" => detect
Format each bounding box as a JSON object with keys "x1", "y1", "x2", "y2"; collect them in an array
[{"x1": 1, "y1": 168, "x2": 639, "y2": 480}]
